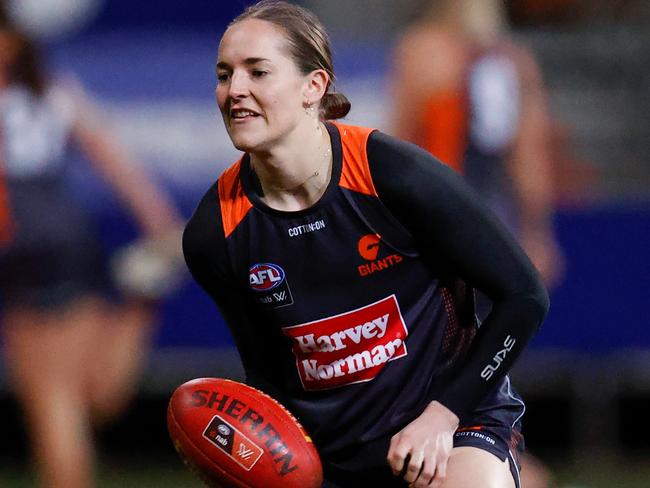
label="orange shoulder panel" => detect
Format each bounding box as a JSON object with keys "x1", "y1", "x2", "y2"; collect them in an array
[
  {"x1": 417, "y1": 89, "x2": 468, "y2": 174},
  {"x1": 0, "y1": 160, "x2": 14, "y2": 246},
  {"x1": 332, "y1": 121, "x2": 378, "y2": 197},
  {"x1": 0, "y1": 180, "x2": 14, "y2": 246},
  {"x1": 217, "y1": 159, "x2": 253, "y2": 239}
]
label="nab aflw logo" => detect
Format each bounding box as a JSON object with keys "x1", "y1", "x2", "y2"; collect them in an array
[
  {"x1": 249, "y1": 263, "x2": 294, "y2": 308},
  {"x1": 203, "y1": 416, "x2": 264, "y2": 471},
  {"x1": 237, "y1": 443, "x2": 255, "y2": 460},
  {"x1": 357, "y1": 234, "x2": 403, "y2": 277}
]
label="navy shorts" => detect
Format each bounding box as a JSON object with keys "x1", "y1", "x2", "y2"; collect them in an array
[
  {"x1": 0, "y1": 236, "x2": 110, "y2": 310},
  {"x1": 321, "y1": 383, "x2": 525, "y2": 488},
  {"x1": 453, "y1": 422, "x2": 523, "y2": 488},
  {"x1": 0, "y1": 178, "x2": 112, "y2": 310}
]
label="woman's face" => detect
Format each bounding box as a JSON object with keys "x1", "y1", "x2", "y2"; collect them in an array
[{"x1": 216, "y1": 18, "x2": 311, "y2": 153}]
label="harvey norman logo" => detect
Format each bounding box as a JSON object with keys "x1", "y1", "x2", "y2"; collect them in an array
[{"x1": 281, "y1": 295, "x2": 408, "y2": 391}]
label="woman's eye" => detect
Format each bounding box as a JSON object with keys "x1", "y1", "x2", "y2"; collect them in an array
[
  {"x1": 217, "y1": 73, "x2": 230, "y2": 82},
  {"x1": 252, "y1": 70, "x2": 268, "y2": 78}
]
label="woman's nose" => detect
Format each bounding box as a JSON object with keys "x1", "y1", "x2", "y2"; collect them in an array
[{"x1": 228, "y1": 71, "x2": 249, "y2": 98}]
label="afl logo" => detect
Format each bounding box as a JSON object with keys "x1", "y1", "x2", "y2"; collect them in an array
[{"x1": 249, "y1": 263, "x2": 286, "y2": 291}]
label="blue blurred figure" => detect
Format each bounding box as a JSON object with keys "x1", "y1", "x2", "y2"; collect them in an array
[{"x1": 0, "y1": 5, "x2": 183, "y2": 487}]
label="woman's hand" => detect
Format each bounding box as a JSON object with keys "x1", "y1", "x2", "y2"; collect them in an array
[{"x1": 387, "y1": 400, "x2": 459, "y2": 487}]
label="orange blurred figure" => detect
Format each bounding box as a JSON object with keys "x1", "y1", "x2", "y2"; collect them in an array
[
  {"x1": 389, "y1": 1, "x2": 565, "y2": 486},
  {"x1": 390, "y1": 0, "x2": 564, "y2": 289}
]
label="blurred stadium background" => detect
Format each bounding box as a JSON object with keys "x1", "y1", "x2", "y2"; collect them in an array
[{"x1": 1, "y1": 0, "x2": 649, "y2": 486}]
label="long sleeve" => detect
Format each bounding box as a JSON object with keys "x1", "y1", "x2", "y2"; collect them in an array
[
  {"x1": 367, "y1": 131, "x2": 549, "y2": 417},
  {"x1": 182, "y1": 182, "x2": 267, "y2": 386}
]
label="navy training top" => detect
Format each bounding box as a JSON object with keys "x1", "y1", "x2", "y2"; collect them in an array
[{"x1": 182, "y1": 121, "x2": 548, "y2": 468}]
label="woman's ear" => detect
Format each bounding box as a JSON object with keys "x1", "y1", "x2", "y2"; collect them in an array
[{"x1": 303, "y1": 68, "x2": 329, "y2": 106}]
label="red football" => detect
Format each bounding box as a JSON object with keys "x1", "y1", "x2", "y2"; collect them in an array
[{"x1": 167, "y1": 377, "x2": 323, "y2": 488}]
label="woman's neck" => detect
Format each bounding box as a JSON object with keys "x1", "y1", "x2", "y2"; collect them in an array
[{"x1": 251, "y1": 121, "x2": 333, "y2": 212}]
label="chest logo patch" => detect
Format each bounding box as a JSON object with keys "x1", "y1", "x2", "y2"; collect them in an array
[
  {"x1": 249, "y1": 263, "x2": 285, "y2": 291},
  {"x1": 357, "y1": 234, "x2": 404, "y2": 277},
  {"x1": 249, "y1": 263, "x2": 293, "y2": 308},
  {"x1": 282, "y1": 295, "x2": 408, "y2": 390},
  {"x1": 203, "y1": 415, "x2": 264, "y2": 471}
]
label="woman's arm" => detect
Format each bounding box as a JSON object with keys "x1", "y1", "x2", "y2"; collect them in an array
[
  {"x1": 369, "y1": 130, "x2": 548, "y2": 414},
  {"x1": 368, "y1": 131, "x2": 548, "y2": 484},
  {"x1": 182, "y1": 183, "x2": 270, "y2": 387},
  {"x1": 69, "y1": 86, "x2": 182, "y2": 238},
  {"x1": 508, "y1": 46, "x2": 564, "y2": 288}
]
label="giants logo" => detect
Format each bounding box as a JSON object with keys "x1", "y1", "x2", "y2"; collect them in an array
[
  {"x1": 282, "y1": 295, "x2": 409, "y2": 390},
  {"x1": 357, "y1": 234, "x2": 403, "y2": 277},
  {"x1": 249, "y1": 263, "x2": 294, "y2": 308},
  {"x1": 358, "y1": 234, "x2": 381, "y2": 261},
  {"x1": 203, "y1": 415, "x2": 264, "y2": 471}
]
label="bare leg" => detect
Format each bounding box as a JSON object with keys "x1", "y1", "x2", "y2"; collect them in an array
[
  {"x1": 3, "y1": 297, "x2": 108, "y2": 488},
  {"x1": 442, "y1": 446, "x2": 516, "y2": 488},
  {"x1": 520, "y1": 452, "x2": 553, "y2": 488},
  {"x1": 86, "y1": 299, "x2": 156, "y2": 426}
]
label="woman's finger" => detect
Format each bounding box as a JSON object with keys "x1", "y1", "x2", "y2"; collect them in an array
[
  {"x1": 387, "y1": 434, "x2": 410, "y2": 475},
  {"x1": 403, "y1": 449, "x2": 424, "y2": 484}
]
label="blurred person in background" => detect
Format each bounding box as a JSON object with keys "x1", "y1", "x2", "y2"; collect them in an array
[
  {"x1": 390, "y1": 0, "x2": 564, "y2": 290},
  {"x1": 0, "y1": 5, "x2": 184, "y2": 487},
  {"x1": 389, "y1": 0, "x2": 565, "y2": 486}
]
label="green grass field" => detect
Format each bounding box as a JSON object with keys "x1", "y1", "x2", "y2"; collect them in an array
[
  {"x1": 1, "y1": 456, "x2": 650, "y2": 488},
  {"x1": 551, "y1": 460, "x2": 650, "y2": 488},
  {"x1": 0, "y1": 458, "x2": 200, "y2": 488}
]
